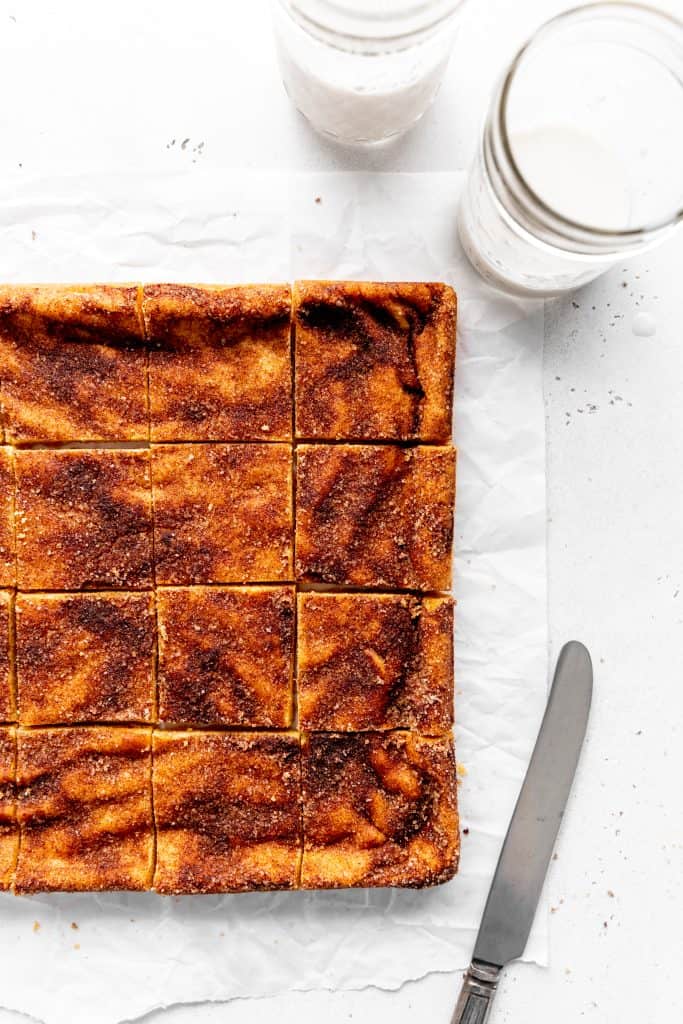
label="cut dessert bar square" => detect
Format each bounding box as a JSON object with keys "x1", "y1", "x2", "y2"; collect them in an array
[
  {"x1": 14, "y1": 726, "x2": 153, "y2": 892},
  {"x1": 301, "y1": 730, "x2": 458, "y2": 889},
  {"x1": 152, "y1": 443, "x2": 293, "y2": 585},
  {"x1": 0, "y1": 727, "x2": 17, "y2": 890},
  {"x1": 0, "y1": 448, "x2": 14, "y2": 587},
  {"x1": 297, "y1": 592, "x2": 453, "y2": 733},
  {"x1": 153, "y1": 730, "x2": 301, "y2": 893},
  {"x1": 294, "y1": 281, "x2": 456, "y2": 441},
  {"x1": 156, "y1": 585, "x2": 295, "y2": 727},
  {"x1": 295, "y1": 444, "x2": 455, "y2": 590},
  {"x1": 144, "y1": 284, "x2": 292, "y2": 442},
  {"x1": 15, "y1": 448, "x2": 154, "y2": 590},
  {"x1": 0, "y1": 284, "x2": 147, "y2": 443},
  {"x1": 15, "y1": 592, "x2": 155, "y2": 725},
  {"x1": 0, "y1": 591, "x2": 12, "y2": 722}
]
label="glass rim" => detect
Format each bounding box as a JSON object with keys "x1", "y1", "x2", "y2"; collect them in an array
[
  {"x1": 491, "y1": 1, "x2": 683, "y2": 244},
  {"x1": 280, "y1": 0, "x2": 467, "y2": 48}
]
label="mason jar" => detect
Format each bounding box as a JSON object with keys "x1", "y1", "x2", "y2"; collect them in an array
[
  {"x1": 458, "y1": 3, "x2": 683, "y2": 297},
  {"x1": 273, "y1": 0, "x2": 468, "y2": 144}
]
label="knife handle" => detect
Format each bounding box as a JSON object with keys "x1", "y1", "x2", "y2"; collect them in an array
[{"x1": 450, "y1": 961, "x2": 501, "y2": 1024}]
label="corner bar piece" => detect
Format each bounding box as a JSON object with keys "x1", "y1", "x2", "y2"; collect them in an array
[
  {"x1": 294, "y1": 280, "x2": 455, "y2": 442},
  {"x1": 301, "y1": 730, "x2": 459, "y2": 889}
]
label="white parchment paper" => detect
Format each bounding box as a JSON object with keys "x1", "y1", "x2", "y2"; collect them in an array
[{"x1": 0, "y1": 171, "x2": 547, "y2": 1024}]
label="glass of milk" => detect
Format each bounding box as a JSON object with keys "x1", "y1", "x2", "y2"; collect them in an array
[
  {"x1": 273, "y1": 0, "x2": 467, "y2": 144},
  {"x1": 458, "y1": 3, "x2": 683, "y2": 297}
]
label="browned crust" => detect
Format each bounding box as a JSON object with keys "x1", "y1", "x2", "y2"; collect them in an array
[
  {"x1": 0, "y1": 279, "x2": 460, "y2": 895},
  {"x1": 153, "y1": 730, "x2": 301, "y2": 894},
  {"x1": 15, "y1": 448, "x2": 154, "y2": 590},
  {"x1": 301, "y1": 731, "x2": 459, "y2": 889},
  {"x1": 297, "y1": 593, "x2": 453, "y2": 733},
  {"x1": 0, "y1": 284, "x2": 147, "y2": 443},
  {"x1": 0, "y1": 448, "x2": 15, "y2": 587},
  {"x1": 14, "y1": 726, "x2": 153, "y2": 893},
  {"x1": 144, "y1": 284, "x2": 292, "y2": 442},
  {"x1": 157, "y1": 586, "x2": 295, "y2": 727},
  {"x1": 294, "y1": 281, "x2": 455, "y2": 442},
  {"x1": 151, "y1": 443, "x2": 293, "y2": 585},
  {"x1": 0, "y1": 592, "x2": 12, "y2": 722},
  {"x1": 295, "y1": 444, "x2": 455, "y2": 590},
  {"x1": 16, "y1": 592, "x2": 155, "y2": 725},
  {"x1": 0, "y1": 727, "x2": 17, "y2": 890}
]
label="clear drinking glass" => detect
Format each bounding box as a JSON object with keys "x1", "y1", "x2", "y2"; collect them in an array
[
  {"x1": 458, "y1": 3, "x2": 683, "y2": 297},
  {"x1": 273, "y1": 0, "x2": 467, "y2": 144}
]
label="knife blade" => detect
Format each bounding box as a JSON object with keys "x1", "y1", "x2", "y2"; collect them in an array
[{"x1": 451, "y1": 641, "x2": 592, "y2": 1024}]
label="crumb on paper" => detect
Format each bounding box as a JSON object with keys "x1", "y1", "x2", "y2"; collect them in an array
[
  {"x1": 462, "y1": 827, "x2": 469, "y2": 836},
  {"x1": 71, "y1": 922, "x2": 79, "y2": 930},
  {"x1": 73, "y1": 943, "x2": 81, "y2": 950},
  {"x1": 314, "y1": 196, "x2": 322, "y2": 204},
  {"x1": 456, "y1": 762, "x2": 467, "y2": 779},
  {"x1": 33, "y1": 921, "x2": 40, "y2": 933},
  {"x1": 607, "y1": 890, "x2": 615, "y2": 898}
]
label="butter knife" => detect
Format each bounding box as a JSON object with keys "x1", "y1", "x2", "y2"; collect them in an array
[{"x1": 451, "y1": 640, "x2": 593, "y2": 1023}]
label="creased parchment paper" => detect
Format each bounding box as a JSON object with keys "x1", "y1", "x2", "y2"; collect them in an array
[{"x1": 0, "y1": 171, "x2": 547, "y2": 1024}]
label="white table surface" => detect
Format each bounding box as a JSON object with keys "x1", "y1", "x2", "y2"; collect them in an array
[{"x1": 0, "y1": 1, "x2": 681, "y2": 1021}]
